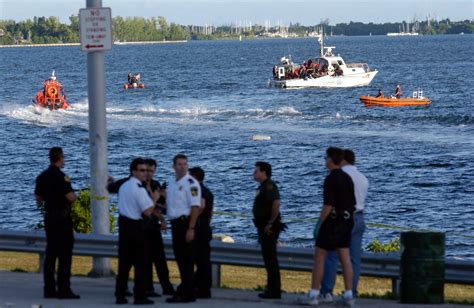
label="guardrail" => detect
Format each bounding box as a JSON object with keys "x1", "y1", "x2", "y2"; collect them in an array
[{"x1": 0, "y1": 229, "x2": 473, "y2": 293}]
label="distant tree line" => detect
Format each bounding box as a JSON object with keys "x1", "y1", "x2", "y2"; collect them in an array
[
  {"x1": 0, "y1": 16, "x2": 472, "y2": 45},
  {"x1": 0, "y1": 16, "x2": 187, "y2": 45}
]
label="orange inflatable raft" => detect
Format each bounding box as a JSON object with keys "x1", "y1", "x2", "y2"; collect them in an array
[
  {"x1": 360, "y1": 92, "x2": 431, "y2": 107},
  {"x1": 33, "y1": 79, "x2": 69, "y2": 110},
  {"x1": 123, "y1": 82, "x2": 145, "y2": 89}
]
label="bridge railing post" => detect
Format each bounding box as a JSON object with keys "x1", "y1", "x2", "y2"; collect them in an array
[
  {"x1": 211, "y1": 263, "x2": 221, "y2": 288},
  {"x1": 39, "y1": 253, "x2": 45, "y2": 273},
  {"x1": 391, "y1": 277, "x2": 400, "y2": 295}
]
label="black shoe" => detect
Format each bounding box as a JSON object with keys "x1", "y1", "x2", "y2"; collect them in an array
[
  {"x1": 196, "y1": 291, "x2": 211, "y2": 299},
  {"x1": 125, "y1": 290, "x2": 133, "y2": 297},
  {"x1": 166, "y1": 295, "x2": 196, "y2": 303},
  {"x1": 163, "y1": 288, "x2": 175, "y2": 296},
  {"x1": 44, "y1": 292, "x2": 57, "y2": 299},
  {"x1": 116, "y1": 297, "x2": 128, "y2": 305},
  {"x1": 133, "y1": 298, "x2": 154, "y2": 305},
  {"x1": 145, "y1": 291, "x2": 161, "y2": 297},
  {"x1": 258, "y1": 292, "x2": 281, "y2": 299},
  {"x1": 57, "y1": 291, "x2": 80, "y2": 299}
]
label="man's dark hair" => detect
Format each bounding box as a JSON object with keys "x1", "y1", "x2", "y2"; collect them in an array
[
  {"x1": 130, "y1": 157, "x2": 146, "y2": 174},
  {"x1": 145, "y1": 158, "x2": 157, "y2": 168},
  {"x1": 49, "y1": 147, "x2": 64, "y2": 163},
  {"x1": 173, "y1": 153, "x2": 188, "y2": 165},
  {"x1": 343, "y1": 149, "x2": 356, "y2": 165},
  {"x1": 255, "y1": 161, "x2": 272, "y2": 178},
  {"x1": 326, "y1": 147, "x2": 344, "y2": 165},
  {"x1": 189, "y1": 166, "x2": 205, "y2": 182}
]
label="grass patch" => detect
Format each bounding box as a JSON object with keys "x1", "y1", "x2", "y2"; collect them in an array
[{"x1": 0, "y1": 251, "x2": 473, "y2": 304}]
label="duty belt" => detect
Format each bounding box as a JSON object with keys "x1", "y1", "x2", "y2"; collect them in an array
[
  {"x1": 170, "y1": 215, "x2": 190, "y2": 223},
  {"x1": 330, "y1": 209, "x2": 353, "y2": 220}
]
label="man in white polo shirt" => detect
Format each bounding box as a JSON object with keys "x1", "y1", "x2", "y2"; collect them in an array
[
  {"x1": 166, "y1": 153, "x2": 201, "y2": 303},
  {"x1": 115, "y1": 158, "x2": 155, "y2": 305},
  {"x1": 319, "y1": 149, "x2": 369, "y2": 302}
]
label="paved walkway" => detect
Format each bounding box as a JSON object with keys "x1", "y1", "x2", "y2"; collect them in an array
[{"x1": 0, "y1": 271, "x2": 466, "y2": 307}]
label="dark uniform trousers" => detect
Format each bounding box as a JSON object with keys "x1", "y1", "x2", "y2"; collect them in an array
[
  {"x1": 44, "y1": 216, "x2": 74, "y2": 295},
  {"x1": 257, "y1": 227, "x2": 281, "y2": 295},
  {"x1": 115, "y1": 216, "x2": 148, "y2": 300},
  {"x1": 194, "y1": 218, "x2": 212, "y2": 296},
  {"x1": 145, "y1": 228, "x2": 174, "y2": 293},
  {"x1": 171, "y1": 216, "x2": 196, "y2": 300}
]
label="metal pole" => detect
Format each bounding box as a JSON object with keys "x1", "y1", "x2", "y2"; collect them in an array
[{"x1": 86, "y1": 0, "x2": 113, "y2": 277}]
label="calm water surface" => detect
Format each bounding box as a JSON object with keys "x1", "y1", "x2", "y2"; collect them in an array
[{"x1": 0, "y1": 35, "x2": 473, "y2": 258}]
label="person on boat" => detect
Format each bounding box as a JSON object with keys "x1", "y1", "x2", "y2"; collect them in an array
[
  {"x1": 135, "y1": 73, "x2": 141, "y2": 83},
  {"x1": 335, "y1": 66, "x2": 344, "y2": 76},
  {"x1": 376, "y1": 89, "x2": 384, "y2": 98},
  {"x1": 394, "y1": 84, "x2": 402, "y2": 99},
  {"x1": 272, "y1": 66, "x2": 278, "y2": 78},
  {"x1": 299, "y1": 65, "x2": 307, "y2": 79},
  {"x1": 127, "y1": 72, "x2": 132, "y2": 84}
]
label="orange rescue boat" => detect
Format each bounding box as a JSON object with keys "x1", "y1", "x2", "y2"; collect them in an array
[
  {"x1": 360, "y1": 89, "x2": 431, "y2": 107},
  {"x1": 33, "y1": 71, "x2": 69, "y2": 110}
]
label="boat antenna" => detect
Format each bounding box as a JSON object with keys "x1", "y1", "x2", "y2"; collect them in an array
[{"x1": 318, "y1": 27, "x2": 324, "y2": 57}]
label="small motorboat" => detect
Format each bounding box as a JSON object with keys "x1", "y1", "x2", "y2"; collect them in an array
[
  {"x1": 360, "y1": 89, "x2": 431, "y2": 107},
  {"x1": 33, "y1": 70, "x2": 69, "y2": 110},
  {"x1": 124, "y1": 72, "x2": 144, "y2": 89}
]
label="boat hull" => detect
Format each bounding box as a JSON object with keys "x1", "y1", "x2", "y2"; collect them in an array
[
  {"x1": 270, "y1": 71, "x2": 378, "y2": 88},
  {"x1": 360, "y1": 96, "x2": 431, "y2": 107}
]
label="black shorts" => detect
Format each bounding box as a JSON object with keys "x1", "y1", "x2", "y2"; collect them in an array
[{"x1": 316, "y1": 216, "x2": 354, "y2": 251}]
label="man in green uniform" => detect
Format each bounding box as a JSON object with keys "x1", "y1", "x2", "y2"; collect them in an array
[
  {"x1": 35, "y1": 147, "x2": 79, "y2": 299},
  {"x1": 253, "y1": 161, "x2": 284, "y2": 299}
]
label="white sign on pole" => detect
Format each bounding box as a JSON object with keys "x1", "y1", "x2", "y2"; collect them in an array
[{"x1": 79, "y1": 7, "x2": 113, "y2": 52}]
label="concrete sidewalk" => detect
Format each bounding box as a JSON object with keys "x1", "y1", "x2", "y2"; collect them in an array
[{"x1": 0, "y1": 271, "x2": 466, "y2": 308}]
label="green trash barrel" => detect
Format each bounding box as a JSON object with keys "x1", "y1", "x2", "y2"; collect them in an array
[{"x1": 399, "y1": 231, "x2": 445, "y2": 304}]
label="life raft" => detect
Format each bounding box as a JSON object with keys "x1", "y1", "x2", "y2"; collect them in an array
[
  {"x1": 33, "y1": 80, "x2": 69, "y2": 110},
  {"x1": 360, "y1": 96, "x2": 431, "y2": 107},
  {"x1": 124, "y1": 82, "x2": 145, "y2": 89}
]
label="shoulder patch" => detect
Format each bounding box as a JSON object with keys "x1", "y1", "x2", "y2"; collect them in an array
[
  {"x1": 191, "y1": 186, "x2": 198, "y2": 197},
  {"x1": 64, "y1": 176, "x2": 71, "y2": 183},
  {"x1": 188, "y1": 178, "x2": 195, "y2": 184},
  {"x1": 265, "y1": 182, "x2": 274, "y2": 190}
]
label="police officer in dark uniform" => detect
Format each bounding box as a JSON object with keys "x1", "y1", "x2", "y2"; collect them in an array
[
  {"x1": 252, "y1": 161, "x2": 285, "y2": 299},
  {"x1": 143, "y1": 158, "x2": 175, "y2": 297},
  {"x1": 189, "y1": 167, "x2": 214, "y2": 298},
  {"x1": 34, "y1": 147, "x2": 79, "y2": 299}
]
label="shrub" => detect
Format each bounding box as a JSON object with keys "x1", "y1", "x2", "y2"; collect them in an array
[{"x1": 366, "y1": 237, "x2": 400, "y2": 253}]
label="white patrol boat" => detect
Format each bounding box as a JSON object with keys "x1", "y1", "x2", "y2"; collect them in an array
[{"x1": 269, "y1": 33, "x2": 378, "y2": 88}]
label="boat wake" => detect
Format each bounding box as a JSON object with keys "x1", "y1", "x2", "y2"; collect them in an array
[{"x1": 0, "y1": 99, "x2": 89, "y2": 129}]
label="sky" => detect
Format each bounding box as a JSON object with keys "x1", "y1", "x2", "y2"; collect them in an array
[{"x1": 0, "y1": 0, "x2": 473, "y2": 25}]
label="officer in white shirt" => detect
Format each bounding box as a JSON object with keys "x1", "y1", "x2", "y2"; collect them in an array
[
  {"x1": 115, "y1": 158, "x2": 155, "y2": 305},
  {"x1": 320, "y1": 149, "x2": 369, "y2": 302},
  {"x1": 165, "y1": 154, "x2": 201, "y2": 303}
]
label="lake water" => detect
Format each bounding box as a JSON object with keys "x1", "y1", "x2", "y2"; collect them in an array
[{"x1": 0, "y1": 35, "x2": 473, "y2": 259}]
